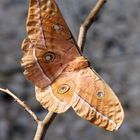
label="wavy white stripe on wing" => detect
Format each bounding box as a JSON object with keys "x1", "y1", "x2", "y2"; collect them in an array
[
  {"x1": 72, "y1": 93, "x2": 120, "y2": 130},
  {"x1": 33, "y1": 47, "x2": 51, "y2": 83}
]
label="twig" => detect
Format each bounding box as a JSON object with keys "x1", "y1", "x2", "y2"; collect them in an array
[
  {"x1": 0, "y1": 88, "x2": 56, "y2": 140},
  {"x1": 0, "y1": 88, "x2": 39, "y2": 123},
  {"x1": 34, "y1": 112, "x2": 57, "y2": 140},
  {"x1": 78, "y1": 0, "x2": 107, "y2": 52}
]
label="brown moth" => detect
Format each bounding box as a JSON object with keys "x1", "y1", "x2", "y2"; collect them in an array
[{"x1": 21, "y1": 0, "x2": 124, "y2": 131}]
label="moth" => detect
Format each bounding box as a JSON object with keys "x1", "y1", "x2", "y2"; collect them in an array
[{"x1": 21, "y1": 0, "x2": 124, "y2": 131}]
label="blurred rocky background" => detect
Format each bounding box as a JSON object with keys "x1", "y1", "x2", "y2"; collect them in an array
[{"x1": 0, "y1": 0, "x2": 140, "y2": 140}]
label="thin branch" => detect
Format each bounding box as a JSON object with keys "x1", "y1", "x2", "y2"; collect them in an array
[
  {"x1": 34, "y1": 112, "x2": 57, "y2": 140},
  {"x1": 0, "y1": 88, "x2": 39, "y2": 123},
  {"x1": 0, "y1": 88, "x2": 56, "y2": 140},
  {"x1": 78, "y1": 0, "x2": 107, "y2": 52}
]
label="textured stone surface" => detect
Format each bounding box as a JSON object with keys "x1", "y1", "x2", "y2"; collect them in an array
[{"x1": 0, "y1": 0, "x2": 140, "y2": 139}]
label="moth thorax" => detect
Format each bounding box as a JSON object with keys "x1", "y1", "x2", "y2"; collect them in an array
[{"x1": 64, "y1": 56, "x2": 89, "y2": 72}]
